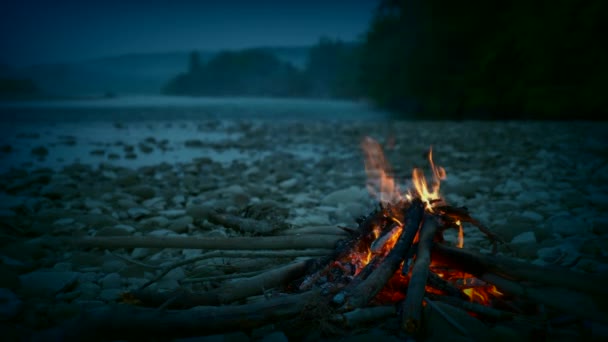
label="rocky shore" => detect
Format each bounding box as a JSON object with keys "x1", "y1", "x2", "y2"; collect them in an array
[{"x1": 1, "y1": 119, "x2": 607, "y2": 341}]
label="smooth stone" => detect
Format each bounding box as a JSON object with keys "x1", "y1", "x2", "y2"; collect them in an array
[
  {"x1": 520, "y1": 210, "x2": 544, "y2": 222},
  {"x1": 40, "y1": 184, "x2": 77, "y2": 199},
  {"x1": 168, "y1": 215, "x2": 194, "y2": 233},
  {"x1": 98, "y1": 288, "x2": 123, "y2": 302},
  {"x1": 186, "y1": 205, "x2": 213, "y2": 220},
  {"x1": 19, "y1": 270, "x2": 79, "y2": 297},
  {"x1": 164, "y1": 268, "x2": 185, "y2": 282},
  {"x1": 96, "y1": 225, "x2": 133, "y2": 236},
  {"x1": 0, "y1": 289, "x2": 22, "y2": 320},
  {"x1": 100, "y1": 272, "x2": 122, "y2": 289},
  {"x1": 126, "y1": 185, "x2": 156, "y2": 200},
  {"x1": 159, "y1": 209, "x2": 187, "y2": 218},
  {"x1": 127, "y1": 207, "x2": 151, "y2": 220},
  {"x1": 142, "y1": 197, "x2": 166, "y2": 209},
  {"x1": 77, "y1": 282, "x2": 101, "y2": 300},
  {"x1": 321, "y1": 186, "x2": 367, "y2": 206},
  {"x1": 536, "y1": 246, "x2": 563, "y2": 262},
  {"x1": 511, "y1": 231, "x2": 537, "y2": 244},
  {"x1": 76, "y1": 214, "x2": 118, "y2": 229},
  {"x1": 545, "y1": 214, "x2": 588, "y2": 236},
  {"x1": 278, "y1": 178, "x2": 298, "y2": 189},
  {"x1": 53, "y1": 218, "x2": 75, "y2": 226},
  {"x1": 139, "y1": 216, "x2": 170, "y2": 229},
  {"x1": 101, "y1": 260, "x2": 127, "y2": 273}
]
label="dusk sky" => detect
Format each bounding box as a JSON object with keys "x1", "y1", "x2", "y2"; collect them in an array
[{"x1": 0, "y1": 0, "x2": 379, "y2": 66}]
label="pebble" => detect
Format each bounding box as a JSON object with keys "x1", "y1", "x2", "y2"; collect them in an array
[
  {"x1": 19, "y1": 270, "x2": 79, "y2": 297},
  {"x1": 545, "y1": 214, "x2": 589, "y2": 237},
  {"x1": 100, "y1": 272, "x2": 123, "y2": 289}
]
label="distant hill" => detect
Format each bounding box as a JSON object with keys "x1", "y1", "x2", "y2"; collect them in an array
[{"x1": 0, "y1": 46, "x2": 311, "y2": 97}]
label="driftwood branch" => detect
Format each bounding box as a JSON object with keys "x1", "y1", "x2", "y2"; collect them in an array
[
  {"x1": 432, "y1": 243, "x2": 608, "y2": 297},
  {"x1": 68, "y1": 234, "x2": 342, "y2": 251},
  {"x1": 482, "y1": 273, "x2": 608, "y2": 324},
  {"x1": 402, "y1": 214, "x2": 439, "y2": 334},
  {"x1": 139, "y1": 249, "x2": 332, "y2": 290},
  {"x1": 33, "y1": 291, "x2": 318, "y2": 342},
  {"x1": 133, "y1": 259, "x2": 315, "y2": 307},
  {"x1": 330, "y1": 306, "x2": 397, "y2": 328},
  {"x1": 426, "y1": 292, "x2": 514, "y2": 319},
  {"x1": 341, "y1": 199, "x2": 424, "y2": 310}
]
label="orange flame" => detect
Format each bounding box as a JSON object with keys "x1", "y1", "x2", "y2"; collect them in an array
[{"x1": 361, "y1": 137, "x2": 446, "y2": 211}]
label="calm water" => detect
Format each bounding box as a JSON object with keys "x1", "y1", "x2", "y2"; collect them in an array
[
  {"x1": 0, "y1": 96, "x2": 389, "y2": 173},
  {"x1": 0, "y1": 96, "x2": 389, "y2": 122}
]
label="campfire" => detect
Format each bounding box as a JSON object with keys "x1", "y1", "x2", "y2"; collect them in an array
[
  {"x1": 296, "y1": 136, "x2": 507, "y2": 334},
  {"x1": 49, "y1": 136, "x2": 608, "y2": 341}
]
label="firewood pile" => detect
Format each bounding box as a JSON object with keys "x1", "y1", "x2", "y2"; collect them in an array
[{"x1": 36, "y1": 138, "x2": 608, "y2": 341}]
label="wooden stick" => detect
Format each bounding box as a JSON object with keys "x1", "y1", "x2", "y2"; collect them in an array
[
  {"x1": 426, "y1": 292, "x2": 514, "y2": 319},
  {"x1": 432, "y1": 244, "x2": 608, "y2": 297},
  {"x1": 342, "y1": 199, "x2": 424, "y2": 310},
  {"x1": 139, "y1": 249, "x2": 332, "y2": 290},
  {"x1": 34, "y1": 291, "x2": 318, "y2": 341},
  {"x1": 280, "y1": 226, "x2": 349, "y2": 236},
  {"x1": 330, "y1": 306, "x2": 397, "y2": 328},
  {"x1": 426, "y1": 271, "x2": 468, "y2": 300},
  {"x1": 68, "y1": 234, "x2": 343, "y2": 250},
  {"x1": 481, "y1": 273, "x2": 608, "y2": 324},
  {"x1": 132, "y1": 259, "x2": 315, "y2": 307},
  {"x1": 402, "y1": 214, "x2": 439, "y2": 334},
  {"x1": 206, "y1": 211, "x2": 281, "y2": 234},
  {"x1": 424, "y1": 297, "x2": 472, "y2": 339}
]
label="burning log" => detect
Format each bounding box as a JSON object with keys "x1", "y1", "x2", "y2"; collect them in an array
[
  {"x1": 426, "y1": 292, "x2": 514, "y2": 320},
  {"x1": 432, "y1": 243, "x2": 608, "y2": 298},
  {"x1": 401, "y1": 214, "x2": 439, "y2": 334},
  {"x1": 481, "y1": 273, "x2": 608, "y2": 324},
  {"x1": 340, "y1": 199, "x2": 424, "y2": 310}
]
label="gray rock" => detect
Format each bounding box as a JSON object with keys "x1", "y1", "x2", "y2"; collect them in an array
[
  {"x1": 98, "y1": 288, "x2": 123, "y2": 302},
  {"x1": 77, "y1": 282, "x2": 101, "y2": 300},
  {"x1": 186, "y1": 205, "x2": 213, "y2": 220},
  {"x1": 545, "y1": 214, "x2": 588, "y2": 236},
  {"x1": 40, "y1": 184, "x2": 77, "y2": 199},
  {"x1": 0, "y1": 289, "x2": 22, "y2": 320},
  {"x1": 127, "y1": 207, "x2": 151, "y2": 219},
  {"x1": 278, "y1": 178, "x2": 298, "y2": 189},
  {"x1": 100, "y1": 272, "x2": 122, "y2": 289},
  {"x1": 536, "y1": 246, "x2": 563, "y2": 262},
  {"x1": 76, "y1": 214, "x2": 118, "y2": 229},
  {"x1": 261, "y1": 331, "x2": 288, "y2": 342},
  {"x1": 168, "y1": 215, "x2": 194, "y2": 233},
  {"x1": 19, "y1": 270, "x2": 79, "y2": 297},
  {"x1": 321, "y1": 186, "x2": 367, "y2": 206},
  {"x1": 139, "y1": 216, "x2": 170, "y2": 229},
  {"x1": 142, "y1": 197, "x2": 166, "y2": 210},
  {"x1": 96, "y1": 225, "x2": 133, "y2": 236},
  {"x1": 31, "y1": 146, "x2": 49, "y2": 157},
  {"x1": 511, "y1": 231, "x2": 537, "y2": 244},
  {"x1": 101, "y1": 260, "x2": 127, "y2": 273},
  {"x1": 159, "y1": 209, "x2": 187, "y2": 218},
  {"x1": 127, "y1": 185, "x2": 156, "y2": 200}
]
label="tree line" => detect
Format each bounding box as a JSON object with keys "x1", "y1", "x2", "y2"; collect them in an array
[{"x1": 162, "y1": 0, "x2": 608, "y2": 120}]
